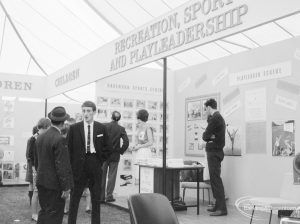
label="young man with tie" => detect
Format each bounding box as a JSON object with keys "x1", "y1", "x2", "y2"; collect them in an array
[{"x1": 68, "y1": 101, "x2": 111, "y2": 224}]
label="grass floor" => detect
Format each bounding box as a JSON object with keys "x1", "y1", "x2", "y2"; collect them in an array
[{"x1": 0, "y1": 186, "x2": 130, "y2": 224}]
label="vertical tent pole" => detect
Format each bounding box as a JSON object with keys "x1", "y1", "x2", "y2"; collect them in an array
[
  {"x1": 44, "y1": 99, "x2": 48, "y2": 118},
  {"x1": 163, "y1": 58, "x2": 167, "y2": 196}
]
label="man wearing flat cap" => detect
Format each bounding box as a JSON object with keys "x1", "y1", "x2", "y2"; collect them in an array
[
  {"x1": 68, "y1": 101, "x2": 111, "y2": 224},
  {"x1": 36, "y1": 106, "x2": 74, "y2": 224}
]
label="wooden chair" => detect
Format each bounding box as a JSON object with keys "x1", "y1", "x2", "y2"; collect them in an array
[
  {"x1": 180, "y1": 164, "x2": 212, "y2": 204},
  {"x1": 181, "y1": 180, "x2": 212, "y2": 204}
]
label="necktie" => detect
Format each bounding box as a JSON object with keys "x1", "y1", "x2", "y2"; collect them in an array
[{"x1": 87, "y1": 124, "x2": 91, "y2": 153}]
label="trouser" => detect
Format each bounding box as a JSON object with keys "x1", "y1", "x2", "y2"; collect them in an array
[
  {"x1": 101, "y1": 161, "x2": 119, "y2": 200},
  {"x1": 68, "y1": 154, "x2": 102, "y2": 224},
  {"x1": 37, "y1": 185, "x2": 65, "y2": 224},
  {"x1": 206, "y1": 150, "x2": 227, "y2": 211}
]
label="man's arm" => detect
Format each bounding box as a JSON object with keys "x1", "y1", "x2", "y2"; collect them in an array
[
  {"x1": 119, "y1": 127, "x2": 129, "y2": 155},
  {"x1": 33, "y1": 142, "x2": 38, "y2": 170},
  {"x1": 101, "y1": 125, "x2": 113, "y2": 162},
  {"x1": 67, "y1": 125, "x2": 74, "y2": 165},
  {"x1": 54, "y1": 137, "x2": 73, "y2": 191},
  {"x1": 202, "y1": 116, "x2": 218, "y2": 142}
]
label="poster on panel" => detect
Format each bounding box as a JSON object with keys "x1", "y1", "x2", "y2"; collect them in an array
[
  {"x1": 224, "y1": 124, "x2": 242, "y2": 156},
  {"x1": 272, "y1": 120, "x2": 295, "y2": 157},
  {"x1": 185, "y1": 93, "x2": 220, "y2": 156}
]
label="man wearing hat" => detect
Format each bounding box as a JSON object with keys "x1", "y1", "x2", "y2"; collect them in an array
[
  {"x1": 36, "y1": 106, "x2": 74, "y2": 224},
  {"x1": 68, "y1": 101, "x2": 111, "y2": 224}
]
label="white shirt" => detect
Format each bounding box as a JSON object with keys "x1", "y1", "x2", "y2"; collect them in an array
[{"x1": 84, "y1": 121, "x2": 95, "y2": 153}]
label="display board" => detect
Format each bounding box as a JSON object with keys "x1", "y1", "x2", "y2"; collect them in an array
[
  {"x1": 185, "y1": 93, "x2": 220, "y2": 156},
  {"x1": 95, "y1": 67, "x2": 173, "y2": 195}
]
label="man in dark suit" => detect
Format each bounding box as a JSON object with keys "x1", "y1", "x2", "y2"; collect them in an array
[
  {"x1": 202, "y1": 98, "x2": 227, "y2": 216},
  {"x1": 101, "y1": 111, "x2": 129, "y2": 202},
  {"x1": 36, "y1": 106, "x2": 74, "y2": 224},
  {"x1": 68, "y1": 101, "x2": 111, "y2": 224}
]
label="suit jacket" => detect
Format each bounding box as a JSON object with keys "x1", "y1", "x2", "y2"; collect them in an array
[
  {"x1": 105, "y1": 121, "x2": 129, "y2": 162},
  {"x1": 36, "y1": 126, "x2": 74, "y2": 191},
  {"x1": 202, "y1": 111, "x2": 225, "y2": 152},
  {"x1": 68, "y1": 121, "x2": 111, "y2": 181}
]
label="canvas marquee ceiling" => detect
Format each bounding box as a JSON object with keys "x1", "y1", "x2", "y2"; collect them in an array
[{"x1": 0, "y1": 0, "x2": 300, "y2": 103}]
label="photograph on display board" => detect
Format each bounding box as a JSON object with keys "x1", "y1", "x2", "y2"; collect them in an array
[
  {"x1": 3, "y1": 100, "x2": 15, "y2": 112},
  {"x1": 2, "y1": 116, "x2": 14, "y2": 128},
  {"x1": 185, "y1": 93, "x2": 220, "y2": 156},
  {"x1": 122, "y1": 111, "x2": 133, "y2": 120},
  {"x1": 148, "y1": 101, "x2": 158, "y2": 110},
  {"x1": 187, "y1": 100, "x2": 202, "y2": 120},
  {"x1": 97, "y1": 109, "x2": 108, "y2": 119},
  {"x1": 110, "y1": 98, "x2": 121, "y2": 107},
  {"x1": 123, "y1": 99, "x2": 134, "y2": 108},
  {"x1": 185, "y1": 121, "x2": 207, "y2": 156},
  {"x1": 123, "y1": 159, "x2": 132, "y2": 171},
  {"x1": 97, "y1": 96, "x2": 108, "y2": 106},
  {"x1": 224, "y1": 124, "x2": 242, "y2": 156},
  {"x1": 14, "y1": 163, "x2": 20, "y2": 179},
  {"x1": 3, "y1": 170, "x2": 13, "y2": 180},
  {"x1": 148, "y1": 112, "x2": 158, "y2": 122},
  {"x1": 0, "y1": 136, "x2": 10, "y2": 145},
  {"x1": 3, "y1": 151, "x2": 14, "y2": 161},
  {"x1": 3, "y1": 163, "x2": 13, "y2": 170},
  {"x1": 136, "y1": 100, "x2": 145, "y2": 109},
  {"x1": 272, "y1": 120, "x2": 295, "y2": 157}
]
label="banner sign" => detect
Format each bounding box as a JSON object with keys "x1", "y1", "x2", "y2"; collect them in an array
[
  {"x1": 0, "y1": 73, "x2": 46, "y2": 98},
  {"x1": 229, "y1": 61, "x2": 291, "y2": 86},
  {"x1": 47, "y1": 0, "x2": 300, "y2": 97}
]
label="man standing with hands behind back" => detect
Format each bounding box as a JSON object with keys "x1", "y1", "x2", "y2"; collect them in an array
[
  {"x1": 202, "y1": 98, "x2": 227, "y2": 216},
  {"x1": 68, "y1": 101, "x2": 111, "y2": 224},
  {"x1": 101, "y1": 111, "x2": 129, "y2": 203}
]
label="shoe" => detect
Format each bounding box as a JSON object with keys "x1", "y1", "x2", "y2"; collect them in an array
[
  {"x1": 106, "y1": 198, "x2": 116, "y2": 202},
  {"x1": 207, "y1": 207, "x2": 217, "y2": 212},
  {"x1": 85, "y1": 209, "x2": 91, "y2": 214},
  {"x1": 31, "y1": 214, "x2": 38, "y2": 221},
  {"x1": 209, "y1": 210, "x2": 227, "y2": 216},
  {"x1": 120, "y1": 175, "x2": 132, "y2": 180},
  {"x1": 64, "y1": 211, "x2": 69, "y2": 215}
]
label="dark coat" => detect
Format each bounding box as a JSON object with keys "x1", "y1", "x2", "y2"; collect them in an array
[
  {"x1": 202, "y1": 111, "x2": 226, "y2": 152},
  {"x1": 105, "y1": 121, "x2": 129, "y2": 162},
  {"x1": 25, "y1": 136, "x2": 36, "y2": 183},
  {"x1": 36, "y1": 126, "x2": 73, "y2": 191},
  {"x1": 67, "y1": 121, "x2": 111, "y2": 181}
]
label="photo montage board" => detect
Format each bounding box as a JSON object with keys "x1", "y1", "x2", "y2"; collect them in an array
[
  {"x1": 272, "y1": 120, "x2": 295, "y2": 157},
  {"x1": 185, "y1": 93, "x2": 220, "y2": 156}
]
